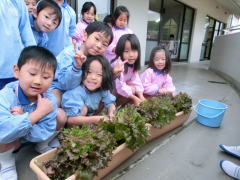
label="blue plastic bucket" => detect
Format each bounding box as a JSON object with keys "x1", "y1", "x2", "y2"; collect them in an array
[{"x1": 195, "y1": 99, "x2": 228, "y2": 127}]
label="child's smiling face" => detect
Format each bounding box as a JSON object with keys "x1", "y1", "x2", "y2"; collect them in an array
[
  {"x1": 153, "y1": 50, "x2": 166, "y2": 71},
  {"x1": 83, "y1": 6, "x2": 95, "y2": 24},
  {"x1": 83, "y1": 60, "x2": 103, "y2": 91},
  {"x1": 123, "y1": 40, "x2": 138, "y2": 65},
  {"x1": 13, "y1": 60, "x2": 54, "y2": 102},
  {"x1": 83, "y1": 31, "x2": 111, "y2": 56},
  {"x1": 33, "y1": 7, "x2": 60, "y2": 33}
]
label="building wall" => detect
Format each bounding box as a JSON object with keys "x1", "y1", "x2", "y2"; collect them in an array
[
  {"x1": 115, "y1": 0, "x2": 230, "y2": 65},
  {"x1": 174, "y1": 0, "x2": 229, "y2": 63},
  {"x1": 210, "y1": 32, "x2": 240, "y2": 92}
]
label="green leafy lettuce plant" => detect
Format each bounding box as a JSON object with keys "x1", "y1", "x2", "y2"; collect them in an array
[
  {"x1": 138, "y1": 96, "x2": 177, "y2": 128},
  {"x1": 172, "y1": 92, "x2": 192, "y2": 113},
  {"x1": 100, "y1": 104, "x2": 149, "y2": 151},
  {"x1": 44, "y1": 125, "x2": 117, "y2": 180}
]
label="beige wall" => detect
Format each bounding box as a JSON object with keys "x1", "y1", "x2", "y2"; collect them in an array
[
  {"x1": 178, "y1": 0, "x2": 229, "y2": 63},
  {"x1": 210, "y1": 33, "x2": 240, "y2": 92}
]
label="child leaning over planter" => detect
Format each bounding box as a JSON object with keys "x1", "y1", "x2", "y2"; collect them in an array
[
  {"x1": 61, "y1": 55, "x2": 116, "y2": 127},
  {"x1": 111, "y1": 34, "x2": 145, "y2": 107},
  {"x1": 140, "y1": 46, "x2": 176, "y2": 96},
  {"x1": 0, "y1": 46, "x2": 57, "y2": 180}
]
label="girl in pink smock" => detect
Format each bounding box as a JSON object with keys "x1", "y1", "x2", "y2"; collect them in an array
[
  {"x1": 140, "y1": 46, "x2": 176, "y2": 96},
  {"x1": 104, "y1": 5, "x2": 133, "y2": 62},
  {"x1": 73, "y1": 2, "x2": 96, "y2": 44},
  {"x1": 111, "y1": 34, "x2": 145, "y2": 107}
]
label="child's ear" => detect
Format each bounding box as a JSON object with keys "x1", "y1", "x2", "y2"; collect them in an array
[
  {"x1": 13, "y1": 65, "x2": 20, "y2": 79},
  {"x1": 32, "y1": 8, "x2": 37, "y2": 19},
  {"x1": 82, "y1": 32, "x2": 88, "y2": 43}
]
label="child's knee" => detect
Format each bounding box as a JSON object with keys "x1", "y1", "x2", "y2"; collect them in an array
[
  {"x1": 0, "y1": 140, "x2": 21, "y2": 153},
  {"x1": 52, "y1": 89, "x2": 62, "y2": 107},
  {"x1": 56, "y1": 108, "x2": 67, "y2": 130}
]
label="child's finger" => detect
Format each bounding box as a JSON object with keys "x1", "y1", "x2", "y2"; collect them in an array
[
  {"x1": 72, "y1": 39, "x2": 77, "y2": 52},
  {"x1": 123, "y1": 59, "x2": 128, "y2": 64},
  {"x1": 81, "y1": 55, "x2": 87, "y2": 62},
  {"x1": 37, "y1": 94, "x2": 42, "y2": 102}
]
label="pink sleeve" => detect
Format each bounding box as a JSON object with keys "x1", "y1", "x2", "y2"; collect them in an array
[
  {"x1": 162, "y1": 74, "x2": 176, "y2": 94},
  {"x1": 115, "y1": 73, "x2": 133, "y2": 98},
  {"x1": 140, "y1": 69, "x2": 159, "y2": 95},
  {"x1": 72, "y1": 22, "x2": 85, "y2": 44},
  {"x1": 129, "y1": 71, "x2": 144, "y2": 93}
]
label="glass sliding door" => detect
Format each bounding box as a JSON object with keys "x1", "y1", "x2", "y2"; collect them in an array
[
  {"x1": 179, "y1": 6, "x2": 194, "y2": 61},
  {"x1": 145, "y1": 0, "x2": 194, "y2": 63},
  {"x1": 200, "y1": 16, "x2": 226, "y2": 60},
  {"x1": 145, "y1": 0, "x2": 162, "y2": 64}
]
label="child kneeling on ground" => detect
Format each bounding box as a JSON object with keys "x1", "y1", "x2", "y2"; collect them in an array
[
  {"x1": 0, "y1": 46, "x2": 58, "y2": 179},
  {"x1": 61, "y1": 55, "x2": 116, "y2": 126}
]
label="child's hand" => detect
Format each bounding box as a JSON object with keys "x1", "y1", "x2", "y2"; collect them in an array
[
  {"x1": 113, "y1": 58, "x2": 128, "y2": 77},
  {"x1": 11, "y1": 106, "x2": 24, "y2": 115},
  {"x1": 159, "y1": 88, "x2": 168, "y2": 95},
  {"x1": 103, "y1": 116, "x2": 111, "y2": 122},
  {"x1": 131, "y1": 96, "x2": 142, "y2": 107},
  {"x1": 36, "y1": 94, "x2": 53, "y2": 116},
  {"x1": 108, "y1": 113, "x2": 115, "y2": 121},
  {"x1": 73, "y1": 39, "x2": 86, "y2": 68},
  {"x1": 80, "y1": 104, "x2": 88, "y2": 116},
  {"x1": 112, "y1": 47, "x2": 116, "y2": 53}
]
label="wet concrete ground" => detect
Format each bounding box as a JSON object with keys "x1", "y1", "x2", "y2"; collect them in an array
[{"x1": 18, "y1": 61, "x2": 240, "y2": 180}]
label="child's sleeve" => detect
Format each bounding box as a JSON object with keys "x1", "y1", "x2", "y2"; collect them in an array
[
  {"x1": 68, "y1": 7, "x2": 76, "y2": 37},
  {"x1": 129, "y1": 72, "x2": 144, "y2": 93},
  {"x1": 61, "y1": 86, "x2": 84, "y2": 117},
  {"x1": 56, "y1": 45, "x2": 82, "y2": 90},
  {"x1": 102, "y1": 91, "x2": 116, "y2": 108},
  {"x1": 162, "y1": 74, "x2": 176, "y2": 94},
  {"x1": 115, "y1": 73, "x2": 133, "y2": 98},
  {"x1": 140, "y1": 69, "x2": 159, "y2": 95},
  {"x1": 0, "y1": 88, "x2": 56, "y2": 143},
  {"x1": 73, "y1": 22, "x2": 84, "y2": 44},
  {"x1": 23, "y1": 92, "x2": 57, "y2": 143},
  {"x1": 17, "y1": 0, "x2": 36, "y2": 46},
  {"x1": 0, "y1": 93, "x2": 32, "y2": 143}
]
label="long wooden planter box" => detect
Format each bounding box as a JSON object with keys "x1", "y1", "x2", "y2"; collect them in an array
[
  {"x1": 30, "y1": 111, "x2": 191, "y2": 180},
  {"x1": 147, "y1": 111, "x2": 191, "y2": 142}
]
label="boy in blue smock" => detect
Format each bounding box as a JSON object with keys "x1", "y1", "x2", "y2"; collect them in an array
[
  {"x1": 0, "y1": 0, "x2": 36, "y2": 89},
  {"x1": 30, "y1": 0, "x2": 62, "y2": 47},
  {"x1": 52, "y1": 21, "x2": 113, "y2": 106},
  {"x1": 46, "y1": 0, "x2": 76, "y2": 56},
  {"x1": 0, "y1": 46, "x2": 57, "y2": 179}
]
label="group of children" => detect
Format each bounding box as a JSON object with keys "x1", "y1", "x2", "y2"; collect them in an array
[{"x1": 0, "y1": 1, "x2": 175, "y2": 179}]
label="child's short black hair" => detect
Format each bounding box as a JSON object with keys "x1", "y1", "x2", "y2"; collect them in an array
[
  {"x1": 113, "y1": 34, "x2": 141, "y2": 72},
  {"x1": 85, "y1": 21, "x2": 113, "y2": 45},
  {"x1": 17, "y1": 46, "x2": 57, "y2": 74},
  {"x1": 103, "y1": 14, "x2": 112, "y2": 25},
  {"x1": 112, "y1": 5, "x2": 129, "y2": 26},
  {"x1": 81, "y1": 2, "x2": 96, "y2": 15},
  {"x1": 37, "y1": 0, "x2": 62, "y2": 27},
  {"x1": 148, "y1": 46, "x2": 171, "y2": 74},
  {"x1": 82, "y1": 55, "x2": 113, "y2": 91}
]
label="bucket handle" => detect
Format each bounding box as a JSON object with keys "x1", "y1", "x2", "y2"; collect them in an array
[{"x1": 194, "y1": 107, "x2": 225, "y2": 119}]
